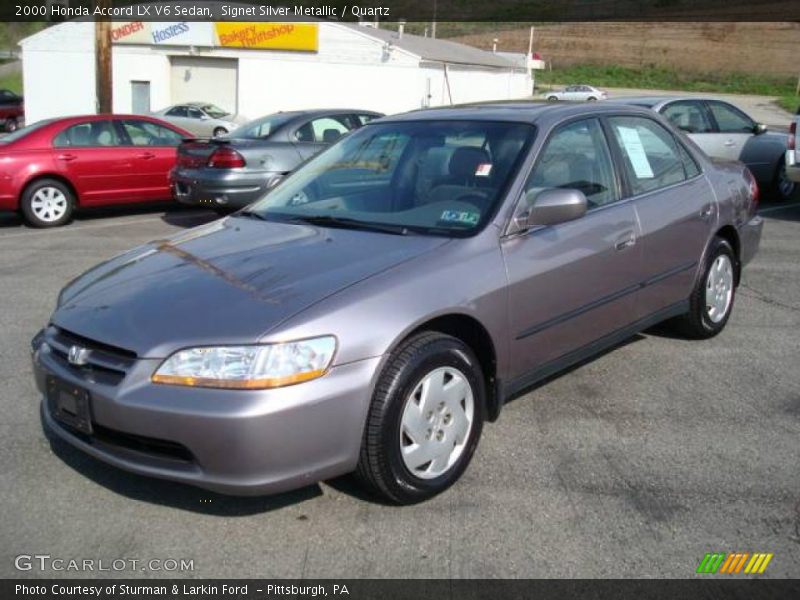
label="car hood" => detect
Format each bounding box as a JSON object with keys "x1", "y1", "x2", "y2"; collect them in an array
[{"x1": 52, "y1": 217, "x2": 449, "y2": 358}]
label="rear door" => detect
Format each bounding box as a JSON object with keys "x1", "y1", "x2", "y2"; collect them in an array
[
  {"x1": 52, "y1": 120, "x2": 141, "y2": 206},
  {"x1": 605, "y1": 115, "x2": 715, "y2": 319},
  {"x1": 116, "y1": 119, "x2": 185, "y2": 201},
  {"x1": 502, "y1": 117, "x2": 642, "y2": 380},
  {"x1": 702, "y1": 100, "x2": 756, "y2": 161}
]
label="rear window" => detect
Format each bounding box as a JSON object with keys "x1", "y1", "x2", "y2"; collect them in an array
[
  {"x1": 230, "y1": 114, "x2": 294, "y2": 140},
  {"x1": 0, "y1": 119, "x2": 54, "y2": 143}
]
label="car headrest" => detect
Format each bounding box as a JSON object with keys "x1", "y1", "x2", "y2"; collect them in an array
[
  {"x1": 449, "y1": 147, "x2": 490, "y2": 180},
  {"x1": 322, "y1": 128, "x2": 342, "y2": 144}
]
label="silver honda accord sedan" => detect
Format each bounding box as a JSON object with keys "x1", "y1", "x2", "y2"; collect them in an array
[{"x1": 31, "y1": 103, "x2": 763, "y2": 504}]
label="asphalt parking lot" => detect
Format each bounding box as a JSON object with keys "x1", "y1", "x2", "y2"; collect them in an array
[{"x1": 1, "y1": 196, "x2": 799, "y2": 579}]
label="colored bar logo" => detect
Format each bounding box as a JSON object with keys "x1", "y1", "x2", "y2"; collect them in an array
[{"x1": 697, "y1": 552, "x2": 773, "y2": 574}]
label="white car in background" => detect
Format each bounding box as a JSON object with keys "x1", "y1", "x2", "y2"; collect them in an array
[
  {"x1": 543, "y1": 85, "x2": 608, "y2": 102},
  {"x1": 152, "y1": 102, "x2": 246, "y2": 138}
]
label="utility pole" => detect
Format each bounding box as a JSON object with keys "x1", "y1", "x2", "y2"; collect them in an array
[
  {"x1": 431, "y1": 0, "x2": 437, "y2": 39},
  {"x1": 95, "y1": 0, "x2": 112, "y2": 113}
]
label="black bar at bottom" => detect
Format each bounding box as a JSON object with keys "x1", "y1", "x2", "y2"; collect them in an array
[{"x1": 3, "y1": 579, "x2": 800, "y2": 600}]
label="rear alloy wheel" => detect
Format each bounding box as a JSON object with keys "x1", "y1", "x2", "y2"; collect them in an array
[
  {"x1": 773, "y1": 163, "x2": 796, "y2": 201},
  {"x1": 672, "y1": 237, "x2": 736, "y2": 339},
  {"x1": 20, "y1": 179, "x2": 75, "y2": 228},
  {"x1": 356, "y1": 332, "x2": 486, "y2": 504}
]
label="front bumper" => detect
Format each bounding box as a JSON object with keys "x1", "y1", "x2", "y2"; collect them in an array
[
  {"x1": 170, "y1": 168, "x2": 280, "y2": 210},
  {"x1": 786, "y1": 150, "x2": 800, "y2": 184},
  {"x1": 33, "y1": 330, "x2": 380, "y2": 495}
]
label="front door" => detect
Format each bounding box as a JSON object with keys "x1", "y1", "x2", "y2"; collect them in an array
[
  {"x1": 502, "y1": 118, "x2": 642, "y2": 381},
  {"x1": 52, "y1": 120, "x2": 140, "y2": 206}
]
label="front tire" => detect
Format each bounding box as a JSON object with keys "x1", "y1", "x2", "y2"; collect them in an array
[
  {"x1": 672, "y1": 237, "x2": 736, "y2": 339},
  {"x1": 5, "y1": 117, "x2": 18, "y2": 132},
  {"x1": 20, "y1": 179, "x2": 75, "y2": 228},
  {"x1": 356, "y1": 332, "x2": 486, "y2": 504},
  {"x1": 547, "y1": 96, "x2": 558, "y2": 102},
  {"x1": 587, "y1": 96, "x2": 598, "y2": 102},
  {"x1": 212, "y1": 127, "x2": 228, "y2": 137},
  {"x1": 772, "y1": 162, "x2": 796, "y2": 201}
]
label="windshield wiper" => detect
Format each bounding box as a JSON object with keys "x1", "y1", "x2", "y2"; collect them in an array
[
  {"x1": 289, "y1": 215, "x2": 409, "y2": 236},
  {"x1": 235, "y1": 210, "x2": 270, "y2": 221}
]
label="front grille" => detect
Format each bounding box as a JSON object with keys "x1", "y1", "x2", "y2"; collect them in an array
[{"x1": 44, "y1": 326, "x2": 137, "y2": 386}]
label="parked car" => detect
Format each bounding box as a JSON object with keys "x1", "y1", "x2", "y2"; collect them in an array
[
  {"x1": 152, "y1": 102, "x2": 245, "y2": 138},
  {"x1": 32, "y1": 103, "x2": 762, "y2": 503},
  {"x1": 171, "y1": 109, "x2": 383, "y2": 211},
  {"x1": 542, "y1": 85, "x2": 607, "y2": 102},
  {"x1": 785, "y1": 107, "x2": 800, "y2": 184},
  {"x1": 617, "y1": 96, "x2": 796, "y2": 200},
  {"x1": 0, "y1": 115, "x2": 191, "y2": 227},
  {"x1": 0, "y1": 88, "x2": 24, "y2": 132}
]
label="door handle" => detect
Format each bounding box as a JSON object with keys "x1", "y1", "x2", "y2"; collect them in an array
[
  {"x1": 136, "y1": 152, "x2": 156, "y2": 160},
  {"x1": 723, "y1": 140, "x2": 735, "y2": 147},
  {"x1": 57, "y1": 153, "x2": 77, "y2": 161},
  {"x1": 700, "y1": 204, "x2": 715, "y2": 220},
  {"x1": 615, "y1": 233, "x2": 636, "y2": 251}
]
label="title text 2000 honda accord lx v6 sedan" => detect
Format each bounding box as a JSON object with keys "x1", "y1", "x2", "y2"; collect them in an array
[{"x1": 31, "y1": 103, "x2": 762, "y2": 504}]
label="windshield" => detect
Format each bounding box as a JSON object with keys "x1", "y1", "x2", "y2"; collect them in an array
[
  {"x1": 0, "y1": 119, "x2": 55, "y2": 143},
  {"x1": 201, "y1": 104, "x2": 229, "y2": 119},
  {"x1": 230, "y1": 113, "x2": 294, "y2": 139},
  {"x1": 244, "y1": 120, "x2": 535, "y2": 236}
]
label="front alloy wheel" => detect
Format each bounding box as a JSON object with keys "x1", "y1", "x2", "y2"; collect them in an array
[
  {"x1": 20, "y1": 179, "x2": 75, "y2": 228},
  {"x1": 774, "y1": 163, "x2": 796, "y2": 201},
  {"x1": 356, "y1": 332, "x2": 486, "y2": 504}
]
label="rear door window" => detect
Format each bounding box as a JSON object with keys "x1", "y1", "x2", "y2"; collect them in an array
[
  {"x1": 119, "y1": 120, "x2": 184, "y2": 146},
  {"x1": 607, "y1": 116, "x2": 687, "y2": 196},
  {"x1": 662, "y1": 101, "x2": 714, "y2": 134}
]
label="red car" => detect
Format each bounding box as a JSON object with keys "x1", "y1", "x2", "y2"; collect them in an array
[
  {"x1": 0, "y1": 89, "x2": 24, "y2": 132},
  {"x1": 0, "y1": 115, "x2": 191, "y2": 227}
]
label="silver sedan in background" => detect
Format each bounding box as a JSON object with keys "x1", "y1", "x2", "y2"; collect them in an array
[
  {"x1": 152, "y1": 102, "x2": 246, "y2": 138},
  {"x1": 543, "y1": 84, "x2": 608, "y2": 102},
  {"x1": 618, "y1": 96, "x2": 796, "y2": 200}
]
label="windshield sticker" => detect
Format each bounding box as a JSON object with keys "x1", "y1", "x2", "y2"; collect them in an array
[
  {"x1": 617, "y1": 126, "x2": 654, "y2": 179},
  {"x1": 440, "y1": 210, "x2": 480, "y2": 226},
  {"x1": 475, "y1": 163, "x2": 493, "y2": 177}
]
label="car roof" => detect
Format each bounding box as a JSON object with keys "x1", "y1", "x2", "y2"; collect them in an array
[
  {"x1": 613, "y1": 95, "x2": 737, "y2": 107},
  {"x1": 377, "y1": 102, "x2": 657, "y2": 125}
]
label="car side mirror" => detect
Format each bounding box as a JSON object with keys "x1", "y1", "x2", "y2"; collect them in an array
[
  {"x1": 513, "y1": 188, "x2": 588, "y2": 231},
  {"x1": 753, "y1": 123, "x2": 768, "y2": 135}
]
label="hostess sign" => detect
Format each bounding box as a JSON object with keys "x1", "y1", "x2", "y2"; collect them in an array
[{"x1": 111, "y1": 21, "x2": 318, "y2": 51}]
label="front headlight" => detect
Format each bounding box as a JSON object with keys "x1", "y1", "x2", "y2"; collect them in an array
[{"x1": 151, "y1": 336, "x2": 336, "y2": 389}]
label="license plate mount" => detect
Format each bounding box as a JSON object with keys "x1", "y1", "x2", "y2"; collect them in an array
[{"x1": 47, "y1": 376, "x2": 93, "y2": 435}]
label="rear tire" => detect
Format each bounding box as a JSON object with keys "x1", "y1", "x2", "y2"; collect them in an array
[
  {"x1": 20, "y1": 178, "x2": 75, "y2": 228},
  {"x1": 355, "y1": 332, "x2": 486, "y2": 504},
  {"x1": 671, "y1": 237, "x2": 736, "y2": 339}
]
